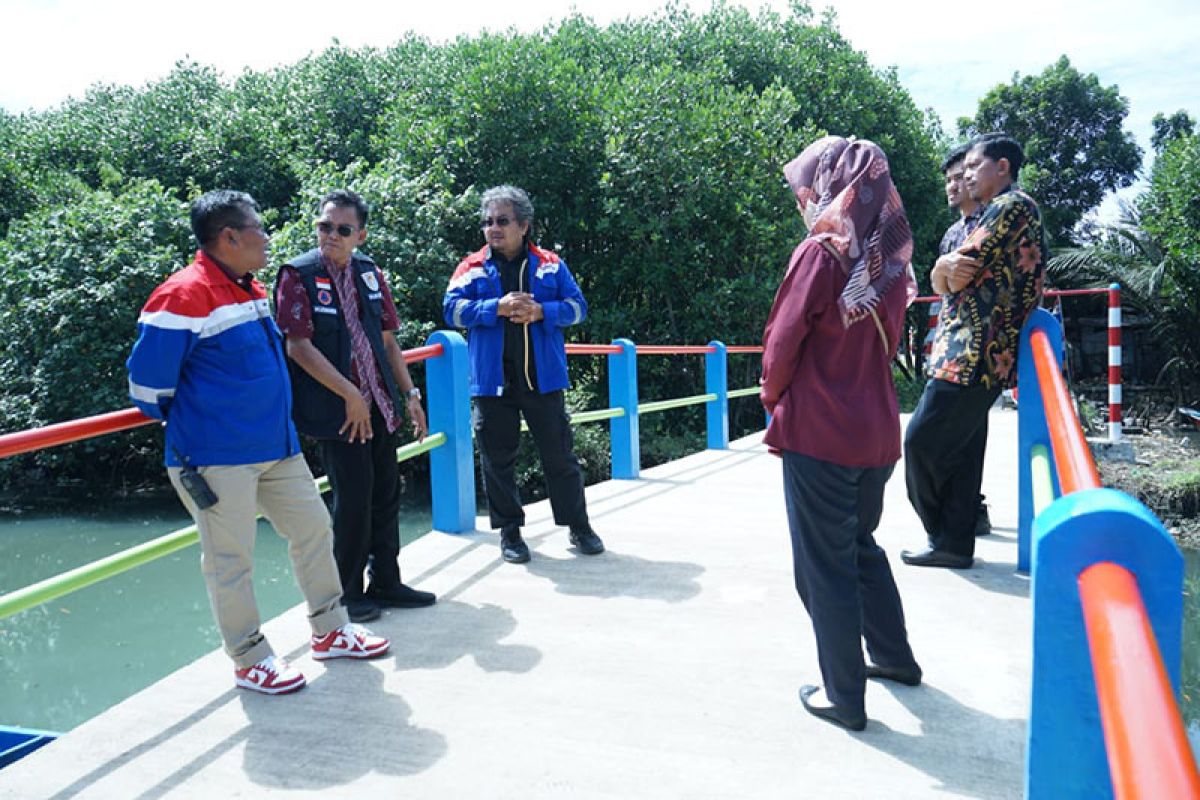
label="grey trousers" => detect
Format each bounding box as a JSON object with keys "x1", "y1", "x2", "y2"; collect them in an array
[{"x1": 169, "y1": 454, "x2": 348, "y2": 669}]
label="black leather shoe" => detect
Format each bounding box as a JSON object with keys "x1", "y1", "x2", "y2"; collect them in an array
[
  {"x1": 345, "y1": 598, "x2": 381, "y2": 623},
  {"x1": 500, "y1": 526, "x2": 531, "y2": 564},
  {"x1": 866, "y1": 663, "x2": 923, "y2": 687},
  {"x1": 974, "y1": 504, "x2": 992, "y2": 537},
  {"x1": 799, "y1": 685, "x2": 866, "y2": 732},
  {"x1": 901, "y1": 547, "x2": 973, "y2": 569},
  {"x1": 366, "y1": 583, "x2": 437, "y2": 608},
  {"x1": 569, "y1": 527, "x2": 605, "y2": 555}
]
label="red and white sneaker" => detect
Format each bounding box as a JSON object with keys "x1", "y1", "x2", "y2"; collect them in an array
[
  {"x1": 234, "y1": 654, "x2": 307, "y2": 695},
  {"x1": 311, "y1": 623, "x2": 391, "y2": 660}
]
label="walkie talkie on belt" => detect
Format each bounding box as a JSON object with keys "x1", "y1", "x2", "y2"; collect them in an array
[{"x1": 171, "y1": 444, "x2": 218, "y2": 510}]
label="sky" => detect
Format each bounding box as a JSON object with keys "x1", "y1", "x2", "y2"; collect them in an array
[{"x1": 2, "y1": 0, "x2": 1197, "y2": 217}]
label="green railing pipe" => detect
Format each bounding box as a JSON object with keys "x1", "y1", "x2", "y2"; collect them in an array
[{"x1": 638, "y1": 393, "x2": 718, "y2": 416}]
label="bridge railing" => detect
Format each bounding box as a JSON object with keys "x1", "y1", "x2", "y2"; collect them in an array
[
  {"x1": 0, "y1": 332, "x2": 762, "y2": 621},
  {"x1": 1017, "y1": 308, "x2": 1200, "y2": 799}
]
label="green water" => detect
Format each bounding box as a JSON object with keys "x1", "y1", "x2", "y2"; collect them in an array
[{"x1": 0, "y1": 493, "x2": 431, "y2": 732}]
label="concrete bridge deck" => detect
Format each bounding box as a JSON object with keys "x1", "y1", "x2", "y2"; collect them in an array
[{"x1": 0, "y1": 410, "x2": 1029, "y2": 799}]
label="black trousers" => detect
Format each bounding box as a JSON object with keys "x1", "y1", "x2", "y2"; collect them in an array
[
  {"x1": 319, "y1": 407, "x2": 403, "y2": 603},
  {"x1": 782, "y1": 451, "x2": 917, "y2": 716},
  {"x1": 473, "y1": 386, "x2": 589, "y2": 532},
  {"x1": 903, "y1": 379, "x2": 1001, "y2": 557}
]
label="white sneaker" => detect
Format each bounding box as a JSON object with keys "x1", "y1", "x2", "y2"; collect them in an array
[
  {"x1": 311, "y1": 623, "x2": 390, "y2": 660},
  {"x1": 234, "y1": 654, "x2": 306, "y2": 695}
]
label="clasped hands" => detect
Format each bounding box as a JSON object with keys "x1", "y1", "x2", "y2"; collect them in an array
[{"x1": 498, "y1": 291, "x2": 544, "y2": 324}]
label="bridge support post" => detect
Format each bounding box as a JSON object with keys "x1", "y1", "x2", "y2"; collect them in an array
[
  {"x1": 608, "y1": 338, "x2": 640, "y2": 479},
  {"x1": 1018, "y1": 308, "x2": 1063, "y2": 573},
  {"x1": 1027, "y1": 488, "x2": 1182, "y2": 799},
  {"x1": 427, "y1": 330, "x2": 475, "y2": 533},
  {"x1": 705, "y1": 340, "x2": 728, "y2": 450}
]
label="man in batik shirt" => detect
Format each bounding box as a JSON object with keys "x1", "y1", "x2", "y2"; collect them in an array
[{"x1": 902, "y1": 133, "x2": 1047, "y2": 569}]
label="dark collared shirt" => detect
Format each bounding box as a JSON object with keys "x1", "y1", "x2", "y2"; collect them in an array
[{"x1": 938, "y1": 206, "x2": 984, "y2": 256}]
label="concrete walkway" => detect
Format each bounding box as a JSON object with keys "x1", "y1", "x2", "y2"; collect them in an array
[{"x1": 0, "y1": 410, "x2": 1030, "y2": 799}]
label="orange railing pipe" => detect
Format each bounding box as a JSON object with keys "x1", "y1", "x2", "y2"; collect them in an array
[
  {"x1": 0, "y1": 408, "x2": 155, "y2": 459},
  {"x1": 1078, "y1": 562, "x2": 1200, "y2": 799},
  {"x1": 402, "y1": 343, "x2": 444, "y2": 364},
  {"x1": 725, "y1": 345, "x2": 764, "y2": 354},
  {"x1": 634, "y1": 345, "x2": 715, "y2": 355},
  {"x1": 1030, "y1": 328, "x2": 1100, "y2": 494},
  {"x1": 564, "y1": 344, "x2": 623, "y2": 356}
]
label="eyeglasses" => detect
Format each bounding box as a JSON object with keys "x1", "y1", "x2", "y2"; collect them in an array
[
  {"x1": 481, "y1": 216, "x2": 514, "y2": 229},
  {"x1": 316, "y1": 221, "x2": 358, "y2": 237}
]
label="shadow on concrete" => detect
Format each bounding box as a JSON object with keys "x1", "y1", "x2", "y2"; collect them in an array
[
  {"x1": 862, "y1": 682, "x2": 1025, "y2": 800},
  {"x1": 48, "y1": 693, "x2": 238, "y2": 800},
  {"x1": 521, "y1": 550, "x2": 704, "y2": 603},
  {"x1": 954, "y1": 558, "x2": 1030, "y2": 599},
  {"x1": 389, "y1": 599, "x2": 542, "y2": 674},
  {"x1": 238, "y1": 665, "x2": 447, "y2": 789}
]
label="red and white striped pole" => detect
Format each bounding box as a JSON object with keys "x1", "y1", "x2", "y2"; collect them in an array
[
  {"x1": 923, "y1": 300, "x2": 941, "y2": 357},
  {"x1": 1108, "y1": 282, "x2": 1122, "y2": 442}
]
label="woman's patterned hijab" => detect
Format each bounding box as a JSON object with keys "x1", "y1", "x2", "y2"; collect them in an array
[{"x1": 784, "y1": 136, "x2": 916, "y2": 327}]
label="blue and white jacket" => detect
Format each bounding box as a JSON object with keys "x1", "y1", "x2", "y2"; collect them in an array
[
  {"x1": 126, "y1": 251, "x2": 301, "y2": 467},
  {"x1": 443, "y1": 244, "x2": 587, "y2": 396}
]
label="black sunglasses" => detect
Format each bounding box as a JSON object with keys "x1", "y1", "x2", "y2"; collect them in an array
[
  {"x1": 316, "y1": 221, "x2": 357, "y2": 237},
  {"x1": 481, "y1": 216, "x2": 514, "y2": 229}
]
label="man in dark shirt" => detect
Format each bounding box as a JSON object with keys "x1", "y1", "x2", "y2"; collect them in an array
[
  {"x1": 276, "y1": 190, "x2": 434, "y2": 622},
  {"x1": 902, "y1": 134, "x2": 1047, "y2": 569},
  {"x1": 937, "y1": 144, "x2": 991, "y2": 538}
]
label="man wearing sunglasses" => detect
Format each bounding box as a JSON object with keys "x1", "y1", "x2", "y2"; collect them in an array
[
  {"x1": 276, "y1": 189, "x2": 434, "y2": 623},
  {"x1": 443, "y1": 184, "x2": 604, "y2": 564}
]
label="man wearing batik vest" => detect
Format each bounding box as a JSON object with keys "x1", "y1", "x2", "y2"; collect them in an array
[
  {"x1": 443, "y1": 184, "x2": 604, "y2": 565},
  {"x1": 276, "y1": 189, "x2": 433, "y2": 623}
]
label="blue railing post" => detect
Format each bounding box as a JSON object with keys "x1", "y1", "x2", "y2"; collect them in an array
[
  {"x1": 608, "y1": 338, "x2": 640, "y2": 479},
  {"x1": 426, "y1": 330, "x2": 475, "y2": 533},
  {"x1": 1026, "y1": 489, "x2": 1184, "y2": 799},
  {"x1": 1017, "y1": 308, "x2": 1064, "y2": 573},
  {"x1": 705, "y1": 340, "x2": 728, "y2": 449}
]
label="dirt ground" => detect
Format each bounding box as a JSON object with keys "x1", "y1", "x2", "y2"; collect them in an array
[{"x1": 1095, "y1": 424, "x2": 1200, "y2": 549}]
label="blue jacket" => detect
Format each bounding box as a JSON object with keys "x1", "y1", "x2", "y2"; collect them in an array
[
  {"x1": 126, "y1": 251, "x2": 301, "y2": 467},
  {"x1": 443, "y1": 244, "x2": 587, "y2": 396}
]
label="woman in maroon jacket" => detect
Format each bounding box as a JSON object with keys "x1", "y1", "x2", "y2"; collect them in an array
[{"x1": 760, "y1": 136, "x2": 922, "y2": 731}]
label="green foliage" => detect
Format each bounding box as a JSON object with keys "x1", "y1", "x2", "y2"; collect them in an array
[
  {"x1": 0, "y1": 4, "x2": 948, "y2": 500},
  {"x1": 1139, "y1": 134, "x2": 1200, "y2": 392},
  {"x1": 1048, "y1": 133, "x2": 1200, "y2": 398},
  {"x1": 960, "y1": 56, "x2": 1142, "y2": 246},
  {"x1": 1151, "y1": 110, "x2": 1196, "y2": 153},
  {"x1": 0, "y1": 180, "x2": 191, "y2": 493}
]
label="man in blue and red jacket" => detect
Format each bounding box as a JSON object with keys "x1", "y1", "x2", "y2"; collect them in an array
[
  {"x1": 443, "y1": 185, "x2": 604, "y2": 564},
  {"x1": 127, "y1": 190, "x2": 389, "y2": 696}
]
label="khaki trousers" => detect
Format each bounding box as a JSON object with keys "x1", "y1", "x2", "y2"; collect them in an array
[{"x1": 169, "y1": 454, "x2": 348, "y2": 669}]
